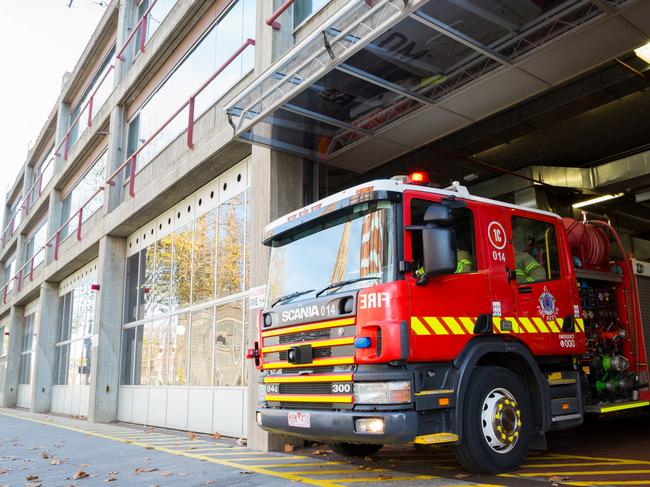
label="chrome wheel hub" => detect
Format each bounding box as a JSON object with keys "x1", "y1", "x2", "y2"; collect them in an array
[{"x1": 480, "y1": 387, "x2": 522, "y2": 454}]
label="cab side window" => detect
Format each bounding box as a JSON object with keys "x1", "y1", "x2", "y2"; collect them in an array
[
  {"x1": 410, "y1": 199, "x2": 477, "y2": 274},
  {"x1": 511, "y1": 216, "x2": 560, "y2": 284}
]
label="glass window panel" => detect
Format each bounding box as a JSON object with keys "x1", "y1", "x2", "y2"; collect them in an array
[
  {"x1": 54, "y1": 344, "x2": 70, "y2": 385},
  {"x1": 189, "y1": 308, "x2": 214, "y2": 386},
  {"x1": 124, "y1": 253, "x2": 140, "y2": 324},
  {"x1": 192, "y1": 210, "x2": 217, "y2": 305},
  {"x1": 67, "y1": 340, "x2": 81, "y2": 386},
  {"x1": 169, "y1": 313, "x2": 188, "y2": 385},
  {"x1": 512, "y1": 216, "x2": 561, "y2": 284},
  {"x1": 80, "y1": 337, "x2": 92, "y2": 385},
  {"x1": 217, "y1": 194, "x2": 245, "y2": 298},
  {"x1": 144, "y1": 318, "x2": 168, "y2": 385},
  {"x1": 19, "y1": 354, "x2": 32, "y2": 384},
  {"x1": 214, "y1": 300, "x2": 243, "y2": 386},
  {"x1": 133, "y1": 325, "x2": 144, "y2": 385},
  {"x1": 172, "y1": 223, "x2": 193, "y2": 310},
  {"x1": 294, "y1": 0, "x2": 329, "y2": 27},
  {"x1": 120, "y1": 327, "x2": 136, "y2": 385},
  {"x1": 141, "y1": 245, "x2": 156, "y2": 318},
  {"x1": 154, "y1": 235, "x2": 173, "y2": 315}
]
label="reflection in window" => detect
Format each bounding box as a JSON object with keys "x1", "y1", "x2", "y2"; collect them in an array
[
  {"x1": 134, "y1": 0, "x2": 176, "y2": 57},
  {"x1": 143, "y1": 319, "x2": 168, "y2": 385},
  {"x1": 60, "y1": 151, "x2": 107, "y2": 239},
  {"x1": 189, "y1": 307, "x2": 213, "y2": 385},
  {"x1": 53, "y1": 274, "x2": 97, "y2": 386},
  {"x1": 192, "y1": 209, "x2": 217, "y2": 304},
  {"x1": 120, "y1": 325, "x2": 144, "y2": 385},
  {"x1": 127, "y1": 0, "x2": 255, "y2": 171},
  {"x1": 124, "y1": 254, "x2": 139, "y2": 324},
  {"x1": 29, "y1": 144, "x2": 55, "y2": 209},
  {"x1": 173, "y1": 224, "x2": 193, "y2": 310},
  {"x1": 217, "y1": 194, "x2": 245, "y2": 298},
  {"x1": 294, "y1": 0, "x2": 329, "y2": 27},
  {"x1": 24, "y1": 220, "x2": 48, "y2": 276},
  {"x1": 18, "y1": 314, "x2": 35, "y2": 385},
  {"x1": 214, "y1": 300, "x2": 244, "y2": 387},
  {"x1": 169, "y1": 313, "x2": 188, "y2": 385}
]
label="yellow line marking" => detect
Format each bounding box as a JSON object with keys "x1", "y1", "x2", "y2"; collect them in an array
[
  {"x1": 518, "y1": 317, "x2": 538, "y2": 334},
  {"x1": 459, "y1": 317, "x2": 475, "y2": 334},
  {"x1": 261, "y1": 318, "x2": 355, "y2": 338},
  {"x1": 566, "y1": 482, "x2": 650, "y2": 486},
  {"x1": 522, "y1": 461, "x2": 642, "y2": 468},
  {"x1": 237, "y1": 456, "x2": 310, "y2": 462},
  {"x1": 410, "y1": 317, "x2": 430, "y2": 336},
  {"x1": 175, "y1": 447, "x2": 246, "y2": 453},
  {"x1": 442, "y1": 317, "x2": 465, "y2": 335},
  {"x1": 544, "y1": 453, "x2": 650, "y2": 464},
  {"x1": 259, "y1": 462, "x2": 344, "y2": 468},
  {"x1": 288, "y1": 469, "x2": 385, "y2": 475},
  {"x1": 327, "y1": 475, "x2": 436, "y2": 483},
  {"x1": 599, "y1": 400, "x2": 650, "y2": 413},
  {"x1": 514, "y1": 469, "x2": 650, "y2": 477},
  {"x1": 263, "y1": 337, "x2": 354, "y2": 353},
  {"x1": 189, "y1": 451, "x2": 273, "y2": 456},
  {"x1": 424, "y1": 317, "x2": 448, "y2": 335},
  {"x1": 0, "y1": 411, "x2": 346, "y2": 487},
  {"x1": 265, "y1": 374, "x2": 353, "y2": 384}
]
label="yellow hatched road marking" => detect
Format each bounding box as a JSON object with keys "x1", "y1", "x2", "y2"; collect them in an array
[
  {"x1": 258, "y1": 462, "x2": 344, "y2": 468},
  {"x1": 518, "y1": 317, "x2": 538, "y2": 334},
  {"x1": 262, "y1": 337, "x2": 354, "y2": 353},
  {"x1": 522, "y1": 461, "x2": 647, "y2": 468},
  {"x1": 532, "y1": 317, "x2": 550, "y2": 333},
  {"x1": 236, "y1": 456, "x2": 310, "y2": 461},
  {"x1": 544, "y1": 453, "x2": 650, "y2": 464},
  {"x1": 288, "y1": 469, "x2": 385, "y2": 475},
  {"x1": 442, "y1": 317, "x2": 465, "y2": 335},
  {"x1": 515, "y1": 469, "x2": 650, "y2": 477},
  {"x1": 327, "y1": 475, "x2": 436, "y2": 483},
  {"x1": 410, "y1": 317, "x2": 430, "y2": 336},
  {"x1": 0, "y1": 411, "x2": 347, "y2": 487},
  {"x1": 261, "y1": 318, "x2": 355, "y2": 338},
  {"x1": 265, "y1": 374, "x2": 353, "y2": 384},
  {"x1": 566, "y1": 482, "x2": 650, "y2": 486},
  {"x1": 459, "y1": 317, "x2": 475, "y2": 334},
  {"x1": 424, "y1": 317, "x2": 449, "y2": 335}
]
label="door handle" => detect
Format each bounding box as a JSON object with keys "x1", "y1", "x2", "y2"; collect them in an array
[{"x1": 518, "y1": 286, "x2": 533, "y2": 294}]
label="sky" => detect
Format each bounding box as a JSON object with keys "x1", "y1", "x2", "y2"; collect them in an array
[{"x1": 0, "y1": 0, "x2": 107, "y2": 200}]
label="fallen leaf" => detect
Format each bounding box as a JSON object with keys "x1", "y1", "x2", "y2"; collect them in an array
[
  {"x1": 49, "y1": 458, "x2": 61, "y2": 465},
  {"x1": 313, "y1": 449, "x2": 331, "y2": 455},
  {"x1": 283, "y1": 444, "x2": 295, "y2": 453},
  {"x1": 187, "y1": 432, "x2": 200, "y2": 440},
  {"x1": 550, "y1": 476, "x2": 570, "y2": 482},
  {"x1": 0, "y1": 469, "x2": 7, "y2": 475},
  {"x1": 40, "y1": 452, "x2": 49, "y2": 459},
  {"x1": 72, "y1": 471, "x2": 89, "y2": 480},
  {"x1": 239, "y1": 471, "x2": 253, "y2": 475},
  {"x1": 160, "y1": 472, "x2": 173, "y2": 477},
  {"x1": 145, "y1": 446, "x2": 154, "y2": 450},
  {"x1": 26, "y1": 475, "x2": 39, "y2": 481},
  {"x1": 26, "y1": 482, "x2": 41, "y2": 487},
  {"x1": 211, "y1": 432, "x2": 221, "y2": 440},
  {"x1": 377, "y1": 474, "x2": 392, "y2": 480},
  {"x1": 79, "y1": 463, "x2": 90, "y2": 467},
  {"x1": 205, "y1": 482, "x2": 216, "y2": 485},
  {"x1": 134, "y1": 467, "x2": 159, "y2": 474},
  {"x1": 454, "y1": 474, "x2": 470, "y2": 479},
  {"x1": 105, "y1": 473, "x2": 118, "y2": 482}
]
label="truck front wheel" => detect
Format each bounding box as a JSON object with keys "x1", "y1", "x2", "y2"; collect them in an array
[
  {"x1": 453, "y1": 366, "x2": 532, "y2": 473},
  {"x1": 329, "y1": 442, "x2": 383, "y2": 457}
]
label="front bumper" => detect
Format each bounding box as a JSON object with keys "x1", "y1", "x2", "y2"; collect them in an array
[{"x1": 257, "y1": 408, "x2": 419, "y2": 444}]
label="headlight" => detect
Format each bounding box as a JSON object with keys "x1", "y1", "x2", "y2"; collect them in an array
[{"x1": 354, "y1": 381, "x2": 411, "y2": 404}]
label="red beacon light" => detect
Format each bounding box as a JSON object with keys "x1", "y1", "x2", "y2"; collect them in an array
[{"x1": 407, "y1": 171, "x2": 430, "y2": 185}]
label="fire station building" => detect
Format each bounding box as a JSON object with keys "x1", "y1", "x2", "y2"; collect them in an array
[{"x1": 1, "y1": 0, "x2": 650, "y2": 451}]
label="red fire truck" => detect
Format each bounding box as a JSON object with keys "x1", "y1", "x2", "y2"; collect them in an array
[{"x1": 247, "y1": 173, "x2": 649, "y2": 473}]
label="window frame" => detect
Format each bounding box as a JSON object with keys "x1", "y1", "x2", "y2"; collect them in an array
[{"x1": 510, "y1": 214, "x2": 562, "y2": 285}]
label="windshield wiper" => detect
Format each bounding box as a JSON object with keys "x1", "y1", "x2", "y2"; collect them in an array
[
  {"x1": 315, "y1": 276, "x2": 380, "y2": 297},
  {"x1": 271, "y1": 289, "x2": 316, "y2": 308}
]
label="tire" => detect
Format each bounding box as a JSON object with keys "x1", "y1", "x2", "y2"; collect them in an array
[
  {"x1": 453, "y1": 366, "x2": 532, "y2": 473},
  {"x1": 329, "y1": 442, "x2": 383, "y2": 457}
]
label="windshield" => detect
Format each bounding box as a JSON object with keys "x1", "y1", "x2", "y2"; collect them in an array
[{"x1": 267, "y1": 201, "x2": 395, "y2": 306}]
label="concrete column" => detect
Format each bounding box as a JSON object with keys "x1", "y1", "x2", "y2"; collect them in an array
[
  {"x1": 246, "y1": 146, "x2": 304, "y2": 451},
  {"x1": 1, "y1": 306, "x2": 25, "y2": 408},
  {"x1": 30, "y1": 282, "x2": 60, "y2": 413},
  {"x1": 114, "y1": 0, "x2": 134, "y2": 83},
  {"x1": 88, "y1": 235, "x2": 126, "y2": 423},
  {"x1": 104, "y1": 105, "x2": 127, "y2": 213}
]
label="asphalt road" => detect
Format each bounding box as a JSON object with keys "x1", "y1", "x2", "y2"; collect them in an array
[{"x1": 1, "y1": 408, "x2": 649, "y2": 487}]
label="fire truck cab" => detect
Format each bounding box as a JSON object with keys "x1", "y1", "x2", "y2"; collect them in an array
[{"x1": 250, "y1": 177, "x2": 648, "y2": 473}]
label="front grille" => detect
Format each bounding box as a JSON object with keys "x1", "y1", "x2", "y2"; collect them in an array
[
  {"x1": 279, "y1": 347, "x2": 332, "y2": 361},
  {"x1": 279, "y1": 383, "x2": 333, "y2": 394},
  {"x1": 279, "y1": 366, "x2": 335, "y2": 374},
  {"x1": 279, "y1": 329, "x2": 331, "y2": 343}
]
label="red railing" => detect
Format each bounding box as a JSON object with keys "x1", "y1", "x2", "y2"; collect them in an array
[
  {"x1": 55, "y1": 64, "x2": 116, "y2": 162},
  {"x1": 116, "y1": 0, "x2": 159, "y2": 61},
  {"x1": 0, "y1": 39, "x2": 256, "y2": 306}
]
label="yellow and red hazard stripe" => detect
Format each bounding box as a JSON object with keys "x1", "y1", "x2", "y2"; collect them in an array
[{"x1": 410, "y1": 316, "x2": 584, "y2": 336}]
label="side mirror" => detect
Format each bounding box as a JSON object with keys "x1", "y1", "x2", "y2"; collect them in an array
[{"x1": 418, "y1": 227, "x2": 457, "y2": 285}]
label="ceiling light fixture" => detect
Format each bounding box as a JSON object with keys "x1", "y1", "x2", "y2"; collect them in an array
[
  {"x1": 634, "y1": 41, "x2": 650, "y2": 64},
  {"x1": 572, "y1": 193, "x2": 624, "y2": 209}
]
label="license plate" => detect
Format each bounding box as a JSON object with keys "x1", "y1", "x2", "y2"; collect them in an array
[{"x1": 287, "y1": 411, "x2": 311, "y2": 428}]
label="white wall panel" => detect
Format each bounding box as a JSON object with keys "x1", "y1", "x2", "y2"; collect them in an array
[
  {"x1": 187, "y1": 388, "x2": 213, "y2": 433},
  {"x1": 165, "y1": 387, "x2": 189, "y2": 430},
  {"x1": 213, "y1": 388, "x2": 244, "y2": 437},
  {"x1": 147, "y1": 387, "x2": 167, "y2": 426},
  {"x1": 117, "y1": 386, "x2": 134, "y2": 422},
  {"x1": 17, "y1": 384, "x2": 31, "y2": 409},
  {"x1": 132, "y1": 388, "x2": 149, "y2": 424}
]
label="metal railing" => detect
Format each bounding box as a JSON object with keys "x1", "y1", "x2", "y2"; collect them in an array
[
  {"x1": 116, "y1": 0, "x2": 159, "y2": 61},
  {"x1": 0, "y1": 38, "x2": 256, "y2": 306}
]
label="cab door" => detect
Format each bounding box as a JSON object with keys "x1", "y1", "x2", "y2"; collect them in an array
[
  {"x1": 508, "y1": 211, "x2": 580, "y2": 355},
  {"x1": 404, "y1": 191, "x2": 491, "y2": 362}
]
